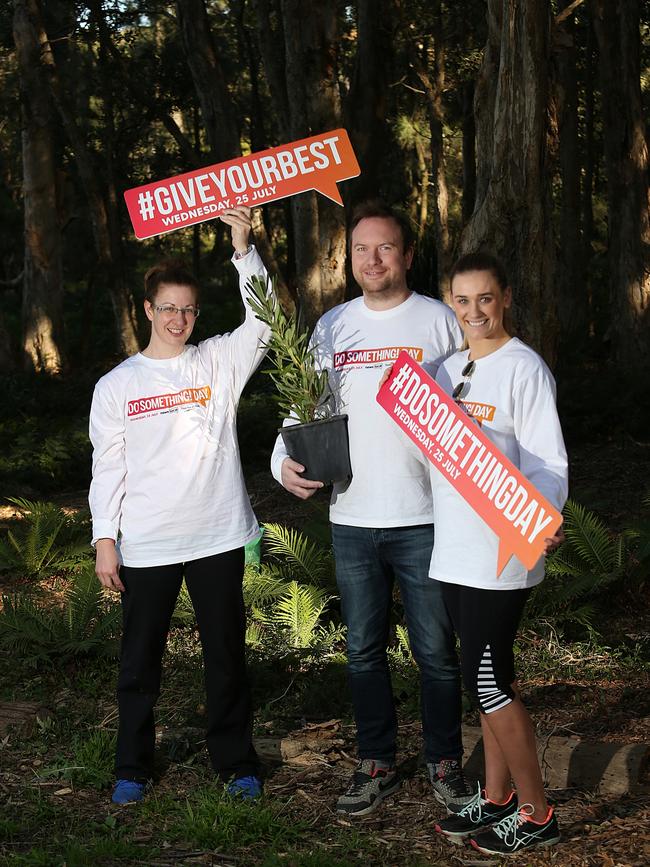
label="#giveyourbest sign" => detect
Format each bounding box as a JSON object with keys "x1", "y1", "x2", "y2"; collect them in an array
[
  {"x1": 377, "y1": 351, "x2": 563, "y2": 577},
  {"x1": 124, "y1": 129, "x2": 360, "y2": 239}
]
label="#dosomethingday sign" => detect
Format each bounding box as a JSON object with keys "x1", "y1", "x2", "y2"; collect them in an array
[
  {"x1": 125, "y1": 129, "x2": 360, "y2": 239},
  {"x1": 377, "y1": 352, "x2": 563, "y2": 577}
]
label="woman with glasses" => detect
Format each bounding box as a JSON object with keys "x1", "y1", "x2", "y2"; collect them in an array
[
  {"x1": 431, "y1": 252, "x2": 567, "y2": 855},
  {"x1": 89, "y1": 208, "x2": 268, "y2": 804}
]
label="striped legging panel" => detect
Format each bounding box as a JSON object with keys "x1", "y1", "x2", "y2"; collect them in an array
[{"x1": 476, "y1": 644, "x2": 512, "y2": 714}]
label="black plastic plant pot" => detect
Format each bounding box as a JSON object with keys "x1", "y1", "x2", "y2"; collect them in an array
[{"x1": 280, "y1": 414, "x2": 352, "y2": 484}]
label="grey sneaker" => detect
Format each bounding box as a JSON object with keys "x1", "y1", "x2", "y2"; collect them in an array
[
  {"x1": 427, "y1": 759, "x2": 474, "y2": 808},
  {"x1": 336, "y1": 759, "x2": 400, "y2": 817}
]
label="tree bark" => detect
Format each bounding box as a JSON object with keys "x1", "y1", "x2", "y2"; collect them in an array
[
  {"x1": 580, "y1": 19, "x2": 596, "y2": 269},
  {"x1": 13, "y1": 0, "x2": 65, "y2": 373},
  {"x1": 591, "y1": 0, "x2": 650, "y2": 362},
  {"x1": 412, "y1": 1, "x2": 451, "y2": 294},
  {"x1": 279, "y1": 0, "x2": 345, "y2": 326},
  {"x1": 344, "y1": 0, "x2": 394, "y2": 205},
  {"x1": 461, "y1": 80, "x2": 476, "y2": 225},
  {"x1": 553, "y1": 1, "x2": 586, "y2": 350},
  {"x1": 462, "y1": 0, "x2": 557, "y2": 364},
  {"x1": 250, "y1": 0, "x2": 290, "y2": 142},
  {"x1": 175, "y1": 0, "x2": 292, "y2": 309},
  {"x1": 35, "y1": 2, "x2": 140, "y2": 357},
  {"x1": 175, "y1": 0, "x2": 241, "y2": 162}
]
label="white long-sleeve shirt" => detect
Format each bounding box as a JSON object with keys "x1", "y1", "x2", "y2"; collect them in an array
[
  {"x1": 89, "y1": 248, "x2": 269, "y2": 567},
  {"x1": 271, "y1": 291, "x2": 462, "y2": 527},
  {"x1": 429, "y1": 337, "x2": 569, "y2": 590}
]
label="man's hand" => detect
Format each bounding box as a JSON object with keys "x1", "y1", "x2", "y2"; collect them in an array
[
  {"x1": 378, "y1": 365, "x2": 393, "y2": 390},
  {"x1": 95, "y1": 538, "x2": 125, "y2": 592},
  {"x1": 220, "y1": 206, "x2": 252, "y2": 253},
  {"x1": 281, "y1": 457, "x2": 324, "y2": 500},
  {"x1": 543, "y1": 526, "x2": 566, "y2": 554}
]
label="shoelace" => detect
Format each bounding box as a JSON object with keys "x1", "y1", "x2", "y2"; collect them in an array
[
  {"x1": 346, "y1": 772, "x2": 370, "y2": 796},
  {"x1": 456, "y1": 783, "x2": 487, "y2": 822},
  {"x1": 346, "y1": 761, "x2": 392, "y2": 795},
  {"x1": 492, "y1": 803, "x2": 535, "y2": 845}
]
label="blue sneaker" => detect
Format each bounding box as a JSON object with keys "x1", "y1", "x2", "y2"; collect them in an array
[
  {"x1": 111, "y1": 779, "x2": 147, "y2": 804},
  {"x1": 226, "y1": 775, "x2": 262, "y2": 800}
]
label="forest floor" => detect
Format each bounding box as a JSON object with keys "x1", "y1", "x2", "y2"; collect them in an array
[{"x1": 1, "y1": 431, "x2": 649, "y2": 866}]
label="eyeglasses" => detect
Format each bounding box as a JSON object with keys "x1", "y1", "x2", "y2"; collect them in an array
[
  {"x1": 153, "y1": 304, "x2": 200, "y2": 319},
  {"x1": 452, "y1": 360, "x2": 475, "y2": 401}
]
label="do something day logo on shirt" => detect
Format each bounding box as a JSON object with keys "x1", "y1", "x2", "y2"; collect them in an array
[{"x1": 127, "y1": 386, "x2": 211, "y2": 418}]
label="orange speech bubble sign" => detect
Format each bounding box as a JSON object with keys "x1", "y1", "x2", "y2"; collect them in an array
[
  {"x1": 124, "y1": 129, "x2": 360, "y2": 240},
  {"x1": 377, "y1": 352, "x2": 563, "y2": 577}
]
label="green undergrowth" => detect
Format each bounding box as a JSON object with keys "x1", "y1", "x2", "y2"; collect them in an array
[
  {"x1": 1, "y1": 769, "x2": 425, "y2": 866},
  {"x1": 1, "y1": 496, "x2": 649, "y2": 864}
]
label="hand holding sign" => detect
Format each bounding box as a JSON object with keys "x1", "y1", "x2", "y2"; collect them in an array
[
  {"x1": 125, "y1": 129, "x2": 360, "y2": 240},
  {"x1": 377, "y1": 352, "x2": 563, "y2": 577}
]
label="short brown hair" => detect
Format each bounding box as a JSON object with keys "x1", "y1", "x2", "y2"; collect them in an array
[
  {"x1": 143, "y1": 260, "x2": 200, "y2": 304},
  {"x1": 348, "y1": 199, "x2": 415, "y2": 254}
]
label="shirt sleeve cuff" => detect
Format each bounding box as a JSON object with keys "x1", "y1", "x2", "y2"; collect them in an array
[{"x1": 91, "y1": 520, "x2": 118, "y2": 548}]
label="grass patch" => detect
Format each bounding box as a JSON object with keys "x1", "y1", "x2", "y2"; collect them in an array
[
  {"x1": 5, "y1": 838, "x2": 156, "y2": 867},
  {"x1": 142, "y1": 783, "x2": 304, "y2": 851}
]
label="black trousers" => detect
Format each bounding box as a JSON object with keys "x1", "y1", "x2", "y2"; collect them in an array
[{"x1": 115, "y1": 548, "x2": 259, "y2": 782}]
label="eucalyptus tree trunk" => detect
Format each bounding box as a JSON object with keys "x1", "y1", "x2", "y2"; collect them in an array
[
  {"x1": 0, "y1": 312, "x2": 15, "y2": 372},
  {"x1": 581, "y1": 20, "x2": 596, "y2": 269},
  {"x1": 344, "y1": 0, "x2": 394, "y2": 205},
  {"x1": 35, "y1": 2, "x2": 139, "y2": 358},
  {"x1": 591, "y1": 0, "x2": 650, "y2": 363},
  {"x1": 279, "y1": 0, "x2": 346, "y2": 326},
  {"x1": 176, "y1": 0, "x2": 291, "y2": 308},
  {"x1": 462, "y1": 0, "x2": 557, "y2": 364},
  {"x1": 461, "y1": 81, "x2": 476, "y2": 225},
  {"x1": 13, "y1": 0, "x2": 65, "y2": 373},
  {"x1": 554, "y1": 0, "x2": 586, "y2": 350},
  {"x1": 175, "y1": 0, "x2": 240, "y2": 162},
  {"x1": 413, "y1": 0, "x2": 451, "y2": 295}
]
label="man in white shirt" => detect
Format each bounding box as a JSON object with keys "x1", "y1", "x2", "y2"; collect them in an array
[{"x1": 271, "y1": 200, "x2": 472, "y2": 816}]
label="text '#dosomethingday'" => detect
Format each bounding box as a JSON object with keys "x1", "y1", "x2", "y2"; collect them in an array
[{"x1": 377, "y1": 352, "x2": 563, "y2": 575}]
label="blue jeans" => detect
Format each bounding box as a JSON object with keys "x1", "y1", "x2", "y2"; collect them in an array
[{"x1": 331, "y1": 523, "x2": 462, "y2": 764}]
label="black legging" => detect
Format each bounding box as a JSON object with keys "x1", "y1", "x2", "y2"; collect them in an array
[
  {"x1": 115, "y1": 547, "x2": 259, "y2": 781},
  {"x1": 439, "y1": 580, "x2": 531, "y2": 714}
]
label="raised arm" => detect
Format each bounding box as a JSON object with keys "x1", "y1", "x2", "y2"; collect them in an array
[{"x1": 213, "y1": 207, "x2": 273, "y2": 397}]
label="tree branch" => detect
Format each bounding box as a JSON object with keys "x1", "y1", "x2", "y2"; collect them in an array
[{"x1": 555, "y1": 0, "x2": 585, "y2": 27}]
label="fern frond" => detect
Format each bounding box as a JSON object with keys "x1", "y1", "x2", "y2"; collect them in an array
[
  {"x1": 258, "y1": 581, "x2": 331, "y2": 648},
  {"x1": 545, "y1": 546, "x2": 587, "y2": 577},
  {"x1": 562, "y1": 499, "x2": 617, "y2": 573},
  {"x1": 262, "y1": 523, "x2": 330, "y2": 583},
  {"x1": 243, "y1": 565, "x2": 289, "y2": 606},
  {"x1": 395, "y1": 624, "x2": 412, "y2": 658},
  {"x1": 0, "y1": 564, "x2": 120, "y2": 663},
  {"x1": 1, "y1": 498, "x2": 92, "y2": 579},
  {"x1": 245, "y1": 620, "x2": 265, "y2": 649}
]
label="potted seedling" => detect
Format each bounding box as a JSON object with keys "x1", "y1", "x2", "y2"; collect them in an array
[{"x1": 246, "y1": 275, "x2": 352, "y2": 484}]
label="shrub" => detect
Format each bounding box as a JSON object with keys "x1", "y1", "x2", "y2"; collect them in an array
[
  {"x1": 528, "y1": 497, "x2": 650, "y2": 634},
  {"x1": 0, "y1": 564, "x2": 120, "y2": 665},
  {"x1": 244, "y1": 523, "x2": 344, "y2": 661},
  {"x1": 0, "y1": 498, "x2": 91, "y2": 579}
]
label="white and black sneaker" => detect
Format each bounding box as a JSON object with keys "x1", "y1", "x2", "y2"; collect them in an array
[
  {"x1": 435, "y1": 783, "x2": 518, "y2": 844},
  {"x1": 470, "y1": 803, "x2": 560, "y2": 855},
  {"x1": 427, "y1": 758, "x2": 475, "y2": 808},
  {"x1": 336, "y1": 759, "x2": 400, "y2": 817}
]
